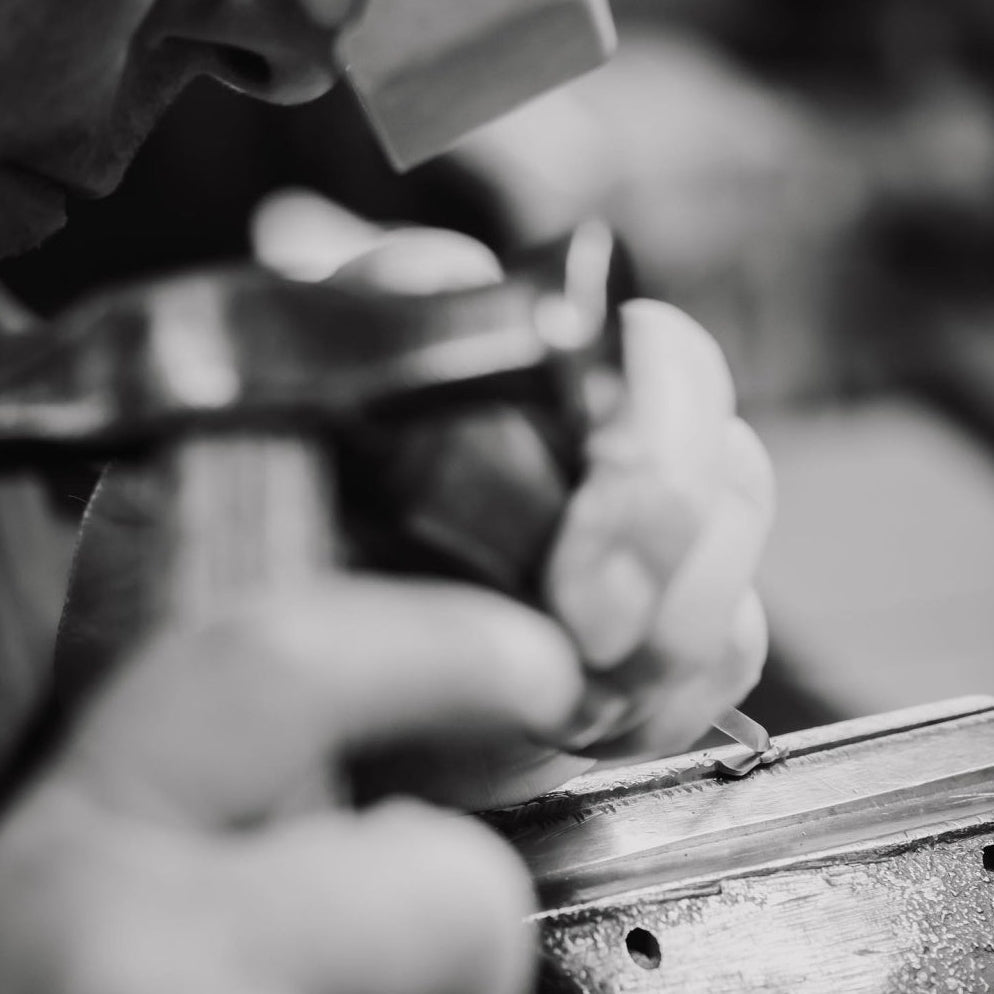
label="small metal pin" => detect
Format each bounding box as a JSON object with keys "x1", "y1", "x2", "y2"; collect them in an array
[
  {"x1": 713, "y1": 707, "x2": 772, "y2": 754},
  {"x1": 712, "y1": 708, "x2": 783, "y2": 778}
]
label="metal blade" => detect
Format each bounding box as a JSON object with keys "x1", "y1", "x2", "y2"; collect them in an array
[
  {"x1": 489, "y1": 696, "x2": 994, "y2": 911},
  {"x1": 713, "y1": 707, "x2": 772, "y2": 754}
]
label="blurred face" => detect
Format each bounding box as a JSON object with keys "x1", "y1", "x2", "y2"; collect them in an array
[{"x1": 0, "y1": 0, "x2": 359, "y2": 256}]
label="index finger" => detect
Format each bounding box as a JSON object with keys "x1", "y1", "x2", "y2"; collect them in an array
[{"x1": 56, "y1": 577, "x2": 585, "y2": 828}]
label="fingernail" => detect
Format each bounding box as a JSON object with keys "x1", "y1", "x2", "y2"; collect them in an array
[{"x1": 559, "y1": 686, "x2": 632, "y2": 753}]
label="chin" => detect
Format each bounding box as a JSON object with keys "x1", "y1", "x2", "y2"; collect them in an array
[
  {"x1": 0, "y1": 212, "x2": 68, "y2": 259},
  {"x1": 0, "y1": 185, "x2": 68, "y2": 260}
]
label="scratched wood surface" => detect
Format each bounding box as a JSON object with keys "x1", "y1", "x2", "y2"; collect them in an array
[
  {"x1": 513, "y1": 701, "x2": 994, "y2": 993},
  {"x1": 538, "y1": 831, "x2": 994, "y2": 993}
]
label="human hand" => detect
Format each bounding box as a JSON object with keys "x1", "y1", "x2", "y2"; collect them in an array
[
  {"x1": 546, "y1": 297, "x2": 775, "y2": 761},
  {"x1": 49, "y1": 194, "x2": 774, "y2": 797},
  {"x1": 0, "y1": 202, "x2": 773, "y2": 993},
  {"x1": 252, "y1": 192, "x2": 775, "y2": 799},
  {"x1": 0, "y1": 574, "x2": 585, "y2": 993},
  {"x1": 0, "y1": 220, "x2": 593, "y2": 994}
]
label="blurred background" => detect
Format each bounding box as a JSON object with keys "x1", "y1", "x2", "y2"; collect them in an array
[{"x1": 4, "y1": 0, "x2": 994, "y2": 735}]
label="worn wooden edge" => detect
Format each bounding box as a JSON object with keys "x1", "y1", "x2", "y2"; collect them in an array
[
  {"x1": 491, "y1": 696, "x2": 994, "y2": 831},
  {"x1": 534, "y1": 828, "x2": 994, "y2": 994},
  {"x1": 530, "y1": 803, "x2": 994, "y2": 918}
]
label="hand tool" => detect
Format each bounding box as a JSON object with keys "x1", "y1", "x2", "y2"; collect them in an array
[{"x1": 338, "y1": 0, "x2": 616, "y2": 170}]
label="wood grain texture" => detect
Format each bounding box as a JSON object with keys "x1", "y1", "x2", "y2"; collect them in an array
[
  {"x1": 503, "y1": 699, "x2": 994, "y2": 909},
  {"x1": 539, "y1": 833, "x2": 994, "y2": 993},
  {"x1": 514, "y1": 701, "x2": 994, "y2": 992}
]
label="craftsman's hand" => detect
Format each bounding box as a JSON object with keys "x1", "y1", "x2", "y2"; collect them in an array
[
  {"x1": 546, "y1": 298, "x2": 775, "y2": 761},
  {"x1": 254, "y1": 192, "x2": 775, "y2": 803},
  {"x1": 0, "y1": 208, "x2": 773, "y2": 993},
  {"x1": 0, "y1": 236, "x2": 592, "y2": 993},
  {"x1": 313, "y1": 204, "x2": 776, "y2": 767},
  {"x1": 0, "y1": 578, "x2": 579, "y2": 994}
]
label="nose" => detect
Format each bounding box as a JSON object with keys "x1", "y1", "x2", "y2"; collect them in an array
[{"x1": 144, "y1": 0, "x2": 355, "y2": 105}]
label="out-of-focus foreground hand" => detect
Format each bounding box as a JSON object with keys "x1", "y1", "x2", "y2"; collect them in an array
[
  {"x1": 0, "y1": 575, "x2": 577, "y2": 994},
  {"x1": 0, "y1": 216, "x2": 587, "y2": 994}
]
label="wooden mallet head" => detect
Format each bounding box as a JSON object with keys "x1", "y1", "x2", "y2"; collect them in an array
[{"x1": 337, "y1": 0, "x2": 616, "y2": 170}]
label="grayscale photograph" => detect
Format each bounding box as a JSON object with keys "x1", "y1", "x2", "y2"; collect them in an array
[{"x1": 0, "y1": 1, "x2": 992, "y2": 991}]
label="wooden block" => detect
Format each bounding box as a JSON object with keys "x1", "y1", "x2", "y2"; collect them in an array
[
  {"x1": 493, "y1": 698, "x2": 994, "y2": 993},
  {"x1": 338, "y1": 0, "x2": 616, "y2": 169}
]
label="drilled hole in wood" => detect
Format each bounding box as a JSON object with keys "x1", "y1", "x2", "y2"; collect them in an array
[
  {"x1": 983, "y1": 845, "x2": 994, "y2": 871},
  {"x1": 626, "y1": 927, "x2": 661, "y2": 970}
]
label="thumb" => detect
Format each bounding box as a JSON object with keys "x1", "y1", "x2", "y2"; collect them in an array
[{"x1": 56, "y1": 577, "x2": 584, "y2": 828}]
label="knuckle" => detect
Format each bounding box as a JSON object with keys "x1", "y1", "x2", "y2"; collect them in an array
[
  {"x1": 56, "y1": 898, "x2": 139, "y2": 994},
  {"x1": 371, "y1": 799, "x2": 535, "y2": 921},
  {"x1": 363, "y1": 801, "x2": 536, "y2": 993},
  {"x1": 382, "y1": 798, "x2": 531, "y2": 889},
  {"x1": 4, "y1": 807, "x2": 214, "y2": 994}
]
